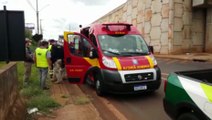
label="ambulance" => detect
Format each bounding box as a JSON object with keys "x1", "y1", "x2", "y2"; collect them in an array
[{"x1": 63, "y1": 23, "x2": 161, "y2": 96}]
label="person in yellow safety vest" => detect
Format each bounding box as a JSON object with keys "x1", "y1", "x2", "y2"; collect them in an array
[{"x1": 34, "y1": 40, "x2": 52, "y2": 90}]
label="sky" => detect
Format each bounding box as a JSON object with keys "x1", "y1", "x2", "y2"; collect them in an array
[{"x1": 0, "y1": 0, "x2": 127, "y2": 39}]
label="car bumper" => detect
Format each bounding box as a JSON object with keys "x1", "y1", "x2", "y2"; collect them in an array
[{"x1": 100, "y1": 67, "x2": 161, "y2": 94}]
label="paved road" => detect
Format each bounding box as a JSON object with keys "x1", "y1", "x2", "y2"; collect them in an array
[
  {"x1": 80, "y1": 58, "x2": 212, "y2": 120},
  {"x1": 158, "y1": 58, "x2": 212, "y2": 73}
]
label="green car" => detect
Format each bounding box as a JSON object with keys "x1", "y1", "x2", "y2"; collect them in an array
[{"x1": 163, "y1": 69, "x2": 212, "y2": 120}]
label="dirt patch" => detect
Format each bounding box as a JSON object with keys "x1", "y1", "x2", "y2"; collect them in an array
[{"x1": 37, "y1": 83, "x2": 102, "y2": 120}]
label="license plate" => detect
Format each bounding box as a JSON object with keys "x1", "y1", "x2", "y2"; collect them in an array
[{"x1": 134, "y1": 85, "x2": 147, "y2": 91}]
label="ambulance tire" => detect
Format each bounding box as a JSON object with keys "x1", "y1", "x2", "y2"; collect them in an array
[
  {"x1": 95, "y1": 78, "x2": 105, "y2": 96},
  {"x1": 177, "y1": 112, "x2": 200, "y2": 120}
]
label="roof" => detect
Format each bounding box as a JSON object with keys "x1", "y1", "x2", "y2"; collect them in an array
[{"x1": 85, "y1": 22, "x2": 139, "y2": 35}]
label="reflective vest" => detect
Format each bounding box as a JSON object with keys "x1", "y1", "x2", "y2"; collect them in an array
[
  {"x1": 48, "y1": 45, "x2": 52, "y2": 51},
  {"x1": 35, "y1": 48, "x2": 48, "y2": 68}
]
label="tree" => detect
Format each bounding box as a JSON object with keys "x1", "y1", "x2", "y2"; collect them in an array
[
  {"x1": 25, "y1": 29, "x2": 33, "y2": 40},
  {"x1": 32, "y1": 34, "x2": 43, "y2": 42}
]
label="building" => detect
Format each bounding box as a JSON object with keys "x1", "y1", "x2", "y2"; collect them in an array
[{"x1": 94, "y1": 0, "x2": 212, "y2": 54}]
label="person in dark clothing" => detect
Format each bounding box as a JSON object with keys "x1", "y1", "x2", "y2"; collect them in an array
[
  {"x1": 50, "y1": 43, "x2": 65, "y2": 83},
  {"x1": 48, "y1": 39, "x2": 57, "y2": 79},
  {"x1": 50, "y1": 43, "x2": 64, "y2": 65},
  {"x1": 23, "y1": 38, "x2": 34, "y2": 86}
]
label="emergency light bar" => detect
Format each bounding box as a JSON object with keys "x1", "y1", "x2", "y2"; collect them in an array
[{"x1": 102, "y1": 23, "x2": 132, "y2": 32}]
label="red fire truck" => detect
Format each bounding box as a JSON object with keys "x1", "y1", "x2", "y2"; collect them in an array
[{"x1": 63, "y1": 23, "x2": 161, "y2": 96}]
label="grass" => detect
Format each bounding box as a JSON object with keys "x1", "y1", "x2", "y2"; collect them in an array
[
  {"x1": 16, "y1": 62, "x2": 60, "y2": 114},
  {"x1": 0, "y1": 42, "x2": 60, "y2": 114},
  {"x1": 0, "y1": 62, "x2": 6, "y2": 68},
  {"x1": 20, "y1": 86, "x2": 43, "y2": 98},
  {"x1": 73, "y1": 95, "x2": 91, "y2": 105},
  {"x1": 61, "y1": 95, "x2": 69, "y2": 98},
  {"x1": 28, "y1": 94, "x2": 59, "y2": 113}
]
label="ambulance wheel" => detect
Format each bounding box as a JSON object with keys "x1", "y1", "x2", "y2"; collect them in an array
[
  {"x1": 95, "y1": 79, "x2": 104, "y2": 96},
  {"x1": 85, "y1": 73, "x2": 94, "y2": 86},
  {"x1": 177, "y1": 112, "x2": 200, "y2": 120}
]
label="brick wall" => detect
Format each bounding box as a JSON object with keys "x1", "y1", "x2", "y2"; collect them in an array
[{"x1": 0, "y1": 62, "x2": 26, "y2": 120}]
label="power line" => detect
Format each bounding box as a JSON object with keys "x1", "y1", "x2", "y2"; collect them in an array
[
  {"x1": 25, "y1": 0, "x2": 49, "y2": 34},
  {"x1": 26, "y1": 0, "x2": 35, "y2": 11}
]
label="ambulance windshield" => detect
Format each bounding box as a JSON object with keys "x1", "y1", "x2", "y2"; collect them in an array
[{"x1": 98, "y1": 35, "x2": 149, "y2": 57}]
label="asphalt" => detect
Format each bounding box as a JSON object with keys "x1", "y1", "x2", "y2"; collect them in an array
[
  {"x1": 155, "y1": 53, "x2": 212, "y2": 62},
  {"x1": 45, "y1": 52, "x2": 212, "y2": 120}
]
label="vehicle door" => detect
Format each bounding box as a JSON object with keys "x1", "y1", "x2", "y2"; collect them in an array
[{"x1": 63, "y1": 32, "x2": 98, "y2": 84}]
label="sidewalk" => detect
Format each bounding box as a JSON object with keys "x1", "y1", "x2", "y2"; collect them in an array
[{"x1": 155, "y1": 53, "x2": 212, "y2": 62}]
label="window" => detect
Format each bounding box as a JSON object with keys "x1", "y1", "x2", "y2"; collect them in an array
[
  {"x1": 98, "y1": 35, "x2": 149, "y2": 57},
  {"x1": 67, "y1": 34, "x2": 92, "y2": 57},
  {"x1": 90, "y1": 34, "x2": 97, "y2": 47}
]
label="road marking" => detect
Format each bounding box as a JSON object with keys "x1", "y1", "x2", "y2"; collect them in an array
[{"x1": 98, "y1": 96, "x2": 128, "y2": 120}]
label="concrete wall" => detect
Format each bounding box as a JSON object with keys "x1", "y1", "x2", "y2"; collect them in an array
[
  {"x1": 172, "y1": 0, "x2": 192, "y2": 53},
  {"x1": 172, "y1": 0, "x2": 206, "y2": 53},
  {"x1": 191, "y1": 9, "x2": 205, "y2": 52},
  {"x1": 94, "y1": 0, "x2": 212, "y2": 54},
  {"x1": 206, "y1": 8, "x2": 212, "y2": 52},
  {"x1": 0, "y1": 62, "x2": 26, "y2": 120}
]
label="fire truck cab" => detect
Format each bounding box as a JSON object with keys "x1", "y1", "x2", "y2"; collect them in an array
[{"x1": 63, "y1": 23, "x2": 161, "y2": 96}]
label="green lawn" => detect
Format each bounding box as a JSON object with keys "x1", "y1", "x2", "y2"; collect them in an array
[{"x1": 17, "y1": 62, "x2": 60, "y2": 113}]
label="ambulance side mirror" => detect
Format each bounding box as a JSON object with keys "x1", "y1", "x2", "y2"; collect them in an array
[
  {"x1": 148, "y1": 46, "x2": 154, "y2": 54},
  {"x1": 89, "y1": 48, "x2": 98, "y2": 59}
]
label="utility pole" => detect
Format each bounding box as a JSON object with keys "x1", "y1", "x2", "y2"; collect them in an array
[
  {"x1": 40, "y1": 19, "x2": 43, "y2": 34},
  {"x1": 36, "y1": 0, "x2": 39, "y2": 34},
  {"x1": 27, "y1": 0, "x2": 49, "y2": 34}
]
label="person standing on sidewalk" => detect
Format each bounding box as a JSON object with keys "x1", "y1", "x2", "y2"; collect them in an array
[
  {"x1": 23, "y1": 38, "x2": 34, "y2": 86},
  {"x1": 34, "y1": 40, "x2": 52, "y2": 90}
]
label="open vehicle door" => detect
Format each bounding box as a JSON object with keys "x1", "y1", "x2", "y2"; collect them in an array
[{"x1": 63, "y1": 32, "x2": 99, "y2": 84}]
